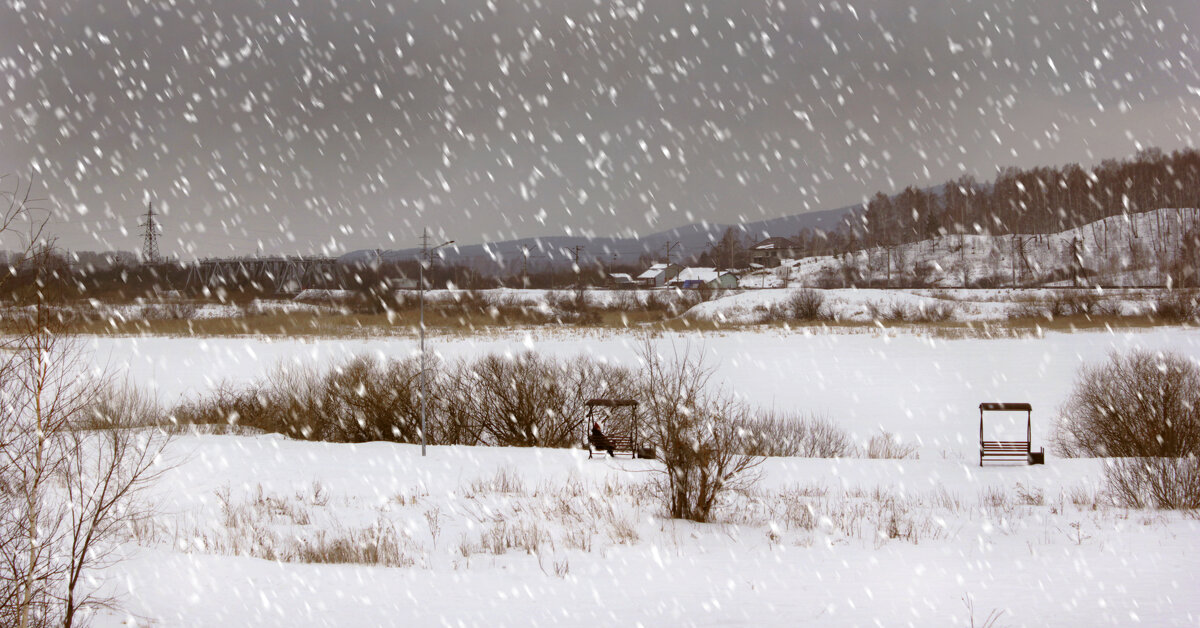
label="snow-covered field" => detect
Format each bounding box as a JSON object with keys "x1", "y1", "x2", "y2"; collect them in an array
[
  {"x1": 91, "y1": 326, "x2": 1200, "y2": 458},
  {"x1": 81, "y1": 327, "x2": 1200, "y2": 627}
]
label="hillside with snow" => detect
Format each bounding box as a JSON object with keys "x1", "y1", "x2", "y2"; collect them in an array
[{"x1": 745, "y1": 208, "x2": 1200, "y2": 290}]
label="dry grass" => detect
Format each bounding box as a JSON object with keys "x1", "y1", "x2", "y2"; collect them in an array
[{"x1": 11, "y1": 290, "x2": 1188, "y2": 339}]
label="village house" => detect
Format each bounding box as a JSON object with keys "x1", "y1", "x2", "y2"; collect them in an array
[
  {"x1": 667, "y1": 267, "x2": 739, "y2": 290},
  {"x1": 606, "y1": 272, "x2": 638, "y2": 288},
  {"x1": 636, "y1": 263, "x2": 682, "y2": 287},
  {"x1": 749, "y1": 237, "x2": 801, "y2": 267}
]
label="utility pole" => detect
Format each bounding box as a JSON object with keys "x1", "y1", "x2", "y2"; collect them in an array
[
  {"x1": 663, "y1": 241, "x2": 680, "y2": 264},
  {"x1": 961, "y1": 187, "x2": 968, "y2": 288},
  {"x1": 570, "y1": 245, "x2": 585, "y2": 302},
  {"x1": 419, "y1": 228, "x2": 454, "y2": 457},
  {"x1": 521, "y1": 246, "x2": 531, "y2": 288},
  {"x1": 139, "y1": 201, "x2": 161, "y2": 264},
  {"x1": 520, "y1": 246, "x2": 547, "y2": 289}
]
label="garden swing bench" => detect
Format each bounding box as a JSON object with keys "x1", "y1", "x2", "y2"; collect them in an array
[
  {"x1": 584, "y1": 398, "x2": 650, "y2": 459},
  {"x1": 979, "y1": 402, "x2": 1045, "y2": 466}
]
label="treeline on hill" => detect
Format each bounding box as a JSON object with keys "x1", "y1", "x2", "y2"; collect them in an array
[
  {"x1": 793, "y1": 147, "x2": 1200, "y2": 256},
  {"x1": 0, "y1": 250, "x2": 635, "y2": 305}
]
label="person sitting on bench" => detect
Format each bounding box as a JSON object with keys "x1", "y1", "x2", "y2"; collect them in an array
[{"x1": 589, "y1": 422, "x2": 615, "y2": 457}]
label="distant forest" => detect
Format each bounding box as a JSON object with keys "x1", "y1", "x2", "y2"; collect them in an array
[{"x1": 795, "y1": 147, "x2": 1200, "y2": 256}]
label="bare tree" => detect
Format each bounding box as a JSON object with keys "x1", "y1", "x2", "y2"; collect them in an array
[
  {"x1": 0, "y1": 182, "x2": 168, "y2": 627},
  {"x1": 61, "y1": 385, "x2": 168, "y2": 628},
  {"x1": 0, "y1": 174, "x2": 50, "y2": 288},
  {"x1": 637, "y1": 339, "x2": 762, "y2": 522},
  {"x1": 0, "y1": 300, "x2": 100, "y2": 628}
]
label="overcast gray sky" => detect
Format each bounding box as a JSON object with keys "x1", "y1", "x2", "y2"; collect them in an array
[{"x1": 1, "y1": 0, "x2": 1196, "y2": 257}]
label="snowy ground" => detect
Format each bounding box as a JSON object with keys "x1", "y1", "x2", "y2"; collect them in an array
[
  {"x1": 89, "y1": 326, "x2": 1200, "y2": 458},
  {"x1": 681, "y1": 286, "x2": 1157, "y2": 324},
  {"x1": 96, "y1": 437, "x2": 1198, "y2": 627},
  {"x1": 78, "y1": 327, "x2": 1200, "y2": 627},
  {"x1": 743, "y1": 207, "x2": 1200, "y2": 289}
]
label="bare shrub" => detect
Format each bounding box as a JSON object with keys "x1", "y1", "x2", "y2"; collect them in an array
[
  {"x1": 865, "y1": 430, "x2": 919, "y2": 459},
  {"x1": 788, "y1": 288, "x2": 825, "y2": 320},
  {"x1": 1053, "y1": 350, "x2": 1200, "y2": 458},
  {"x1": 738, "y1": 412, "x2": 855, "y2": 458},
  {"x1": 1066, "y1": 291, "x2": 1102, "y2": 316},
  {"x1": 171, "y1": 383, "x2": 278, "y2": 432},
  {"x1": 638, "y1": 341, "x2": 763, "y2": 522},
  {"x1": 866, "y1": 300, "x2": 926, "y2": 323},
  {"x1": 462, "y1": 352, "x2": 636, "y2": 447},
  {"x1": 142, "y1": 301, "x2": 200, "y2": 321},
  {"x1": 315, "y1": 356, "x2": 425, "y2": 443},
  {"x1": 1152, "y1": 290, "x2": 1199, "y2": 323},
  {"x1": 172, "y1": 351, "x2": 636, "y2": 448},
  {"x1": 1104, "y1": 456, "x2": 1200, "y2": 509},
  {"x1": 545, "y1": 291, "x2": 601, "y2": 324},
  {"x1": 1046, "y1": 291, "x2": 1076, "y2": 318},
  {"x1": 1011, "y1": 301, "x2": 1049, "y2": 320},
  {"x1": 911, "y1": 300, "x2": 957, "y2": 322},
  {"x1": 434, "y1": 368, "x2": 485, "y2": 446},
  {"x1": 645, "y1": 289, "x2": 700, "y2": 316}
]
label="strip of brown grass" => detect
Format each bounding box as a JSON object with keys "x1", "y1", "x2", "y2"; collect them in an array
[{"x1": 7, "y1": 301, "x2": 1178, "y2": 339}]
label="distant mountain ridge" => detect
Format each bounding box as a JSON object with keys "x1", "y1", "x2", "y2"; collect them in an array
[{"x1": 340, "y1": 202, "x2": 858, "y2": 272}]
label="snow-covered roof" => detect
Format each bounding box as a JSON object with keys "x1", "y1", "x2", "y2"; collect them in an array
[
  {"x1": 752, "y1": 236, "x2": 799, "y2": 250},
  {"x1": 672, "y1": 267, "x2": 723, "y2": 283},
  {"x1": 609, "y1": 273, "x2": 634, "y2": 282},
  {"x1": 637, "y1": 263, "x2": 669, "y2": 279}
]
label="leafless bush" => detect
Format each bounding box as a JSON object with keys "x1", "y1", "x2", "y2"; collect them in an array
[
  {"x1": 866, "y1": 300, "x2": 915, "y2": 322},
  {"x1": 639, "y1": 341, "x2": 763, "y2": 522},
  {"x1": 76, "y1": 382, "x2": 164, "y2": 430},
  {"x1": 142, "y1": 301, "x2": 200, "y2": 321},
  {"x1": 1053, "y1": 350, "x2": 1200, "y2": 458},
  {"x1": 314, "y1": 356, "x2": 425, "y2": 443},
  {"x1": 544, "y1": 291, "x2": 602, "y2": 324},
  {"x1": 644, "y1": 289, "x2": 700, "y2": 315},
  {"x1": 788, "y1": 288, "x2": 825, "y2": 320},
  {"x1": 461, "y1": 352, "x2": 637, "y2": 448},
  {"x1": 1046, "y1": 291, "x2": 1076, "y2": 318},
  {"x1": 171, "y1": 357, "x2": 423, "y2": 443},
  {"x1": 738, "y1": 412, "x2": 855, "y2": 458},
  {"x1": 911, "y1": 300, "x2": 957, "y2": 322},
  {"x1": 433, "y1": 368, "x2": 485, "y2": 446},
  {"x1": 865, "y1": 430, "x2": 919, "y2": 459},
  {"x1": 1104, "y1": 456, "x2": 1200, "y2": 509},
  {"x1": 171, "y1": 383, "x2": 278, "y2": 431},
  {"x1": 865, "y1": 299, "x2": 956, "y2": 323},
  {"x1": 172, "y1": 351, "x2": 637, "y2": 448},
  {"x1": 1011, "y1": 301, "x2": 1049, "y2": 320},
  {"x1": 1152, "y1": 290, "x2": 1200, "y2": 323},
  {"x1": 1066, "y1": 291, "x2": 1102, "y2": 316}
]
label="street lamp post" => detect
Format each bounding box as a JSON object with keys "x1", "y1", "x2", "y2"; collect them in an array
[{"x1": 419, "y1": 229, "x2": 454, "y2": 457}]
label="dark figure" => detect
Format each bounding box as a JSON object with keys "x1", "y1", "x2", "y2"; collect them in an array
[{"x1": 589, "y1": 422, "x2": 615, "y2": 457}]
